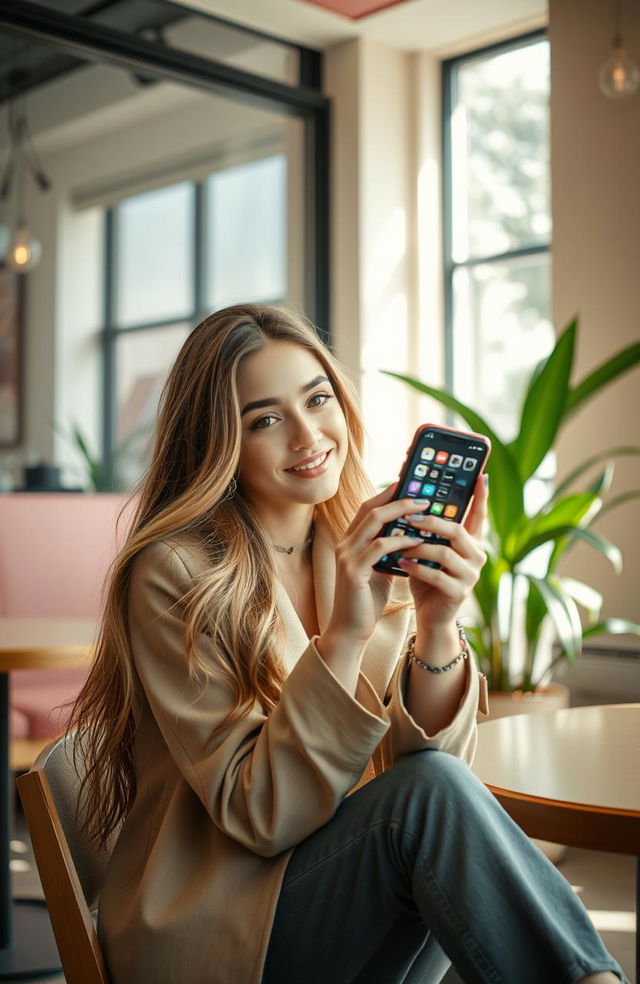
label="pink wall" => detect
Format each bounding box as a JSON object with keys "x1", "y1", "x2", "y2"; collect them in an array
[{"x1": 0, "y1": 493, "x2": 135, "y2": 618}]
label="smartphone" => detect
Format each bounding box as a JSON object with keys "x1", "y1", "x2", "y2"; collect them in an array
[{"x1": 373, "y1": 423, "x2": 491, "y2": 576}]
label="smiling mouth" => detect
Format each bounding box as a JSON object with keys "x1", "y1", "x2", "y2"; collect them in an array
[{"x1": 286, "y1": 450, "x2": 330, "y2": 473}]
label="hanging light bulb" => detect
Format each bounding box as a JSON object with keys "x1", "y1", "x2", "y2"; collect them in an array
[
  {"x1": 0, "y1": 91, "x2": 51, "y2": 273},
  {"x1": 599, "y1": 0, "x2": 640, "y2": 99},
  {"x1": 5, "y1": 222, "x2": 42, "y2": 272}
]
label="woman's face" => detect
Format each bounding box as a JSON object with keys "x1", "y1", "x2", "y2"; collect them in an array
[{"x1": 236, "y1": 340, "x2": 349, "y2": 516}]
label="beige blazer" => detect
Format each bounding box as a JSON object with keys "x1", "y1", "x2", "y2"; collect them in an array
[{"x1": 98, "y1": 518, "x2": 488, "y2": 984}]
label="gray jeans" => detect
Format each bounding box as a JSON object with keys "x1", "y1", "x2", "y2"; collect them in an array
[{"x1": 262, "y1": 750, "x2": 627, "y2": 984}]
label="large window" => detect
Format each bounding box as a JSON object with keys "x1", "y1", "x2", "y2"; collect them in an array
[
  {"x1": 443, "y1": 34, "x2": 552, "y2": 443},
  {"x1": 103, "y1": 152, "x2": 289, "y2": 489}
]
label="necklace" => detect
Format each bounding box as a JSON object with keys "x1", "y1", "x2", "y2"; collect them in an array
[{"x1": 272, "y1": 524, "x2": 315, "y2": 555}]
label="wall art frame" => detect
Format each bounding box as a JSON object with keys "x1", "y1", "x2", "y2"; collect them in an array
[{"x1": 0, "y1": 266, "x2": 25, "y2": 448}]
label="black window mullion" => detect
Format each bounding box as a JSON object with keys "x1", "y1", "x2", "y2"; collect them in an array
[
  {"x1": 441, "y1": 56, "x2": 456, "y2": 395},
  {"x1": 102, "y1": 206, "x2": 117, "y2": 490},
  {"x1": 193, "y1": 181, "x2": 207, "y2": 326}
]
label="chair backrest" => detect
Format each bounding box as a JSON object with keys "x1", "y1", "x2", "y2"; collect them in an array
[{"x1": 16, "y1": 733, "x2": 118, "y2": 984}]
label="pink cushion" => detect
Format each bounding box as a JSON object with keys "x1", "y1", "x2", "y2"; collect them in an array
[{"x1": 10, "y1": 707, "x2": 29, "y2": 740}]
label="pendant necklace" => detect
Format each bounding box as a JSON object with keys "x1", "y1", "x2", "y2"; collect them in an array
[{"x1": 272, "y1": 524, "x2": 315, "y2": 555}]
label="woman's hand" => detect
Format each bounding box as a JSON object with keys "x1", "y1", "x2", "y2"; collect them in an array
[
  {"x1": 397, "y1": 474, "x2": 488, "y2": 630},
  {"x1": 323, "y1": 482, "x2": 427, "y2": 647}
]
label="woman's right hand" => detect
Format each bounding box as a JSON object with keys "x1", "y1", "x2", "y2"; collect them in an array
[{"x1": 322, "y1": 482, "x2": 422, "y2": 649}]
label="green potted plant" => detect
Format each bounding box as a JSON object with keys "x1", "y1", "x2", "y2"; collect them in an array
[
  {"x1": 383, "y1": 317, "x2": 640, "y2": 705},
  {"x1": 55, "y1": 420, "x2": 148, "y2": 492}
]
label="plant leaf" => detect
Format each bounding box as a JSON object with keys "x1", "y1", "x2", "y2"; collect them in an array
[
  {"x1": 596, "y1": 490, "x2": 640, "y2": 521},
  {"x1": 552, "y1": 446, "x2": 640, "y2": 500},
  {"x1": 582, "y1": 618, "x2": 640, "y2": 639},
  {"x1": 523, "y1": 574, "x2": 582, "y2": 663},
  {"x1": 511, "y1": 317, "x2": 576, "y2": 481},
  {"x1": 506, "y1": 492, "x2": 602, "y2": 561},
  {"x1": 511, "y1": 524, "x2": 622, "y2": 572},
  {"x1": 564, "y1": 340, "x2": 640, "y2": 419},
  {"x1": 524, "y1": 576, "x2": 547, "y2": 645},
  {"x1": 380, "y1": 371, "x2": 524, "y2": 540},
  {"x1": 587, "y1": 463, "x2": 615, "y2": 497},
  {"x1": 556, "y1": 577, "x2": 602, "y2": 622},
  {"x1": 473, "y1": 553, "x2": 505, "y2": 629}
]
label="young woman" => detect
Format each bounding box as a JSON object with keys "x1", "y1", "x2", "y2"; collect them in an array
[{"x1": 70, "y1": 304, "x2": 626, "y2": 984}]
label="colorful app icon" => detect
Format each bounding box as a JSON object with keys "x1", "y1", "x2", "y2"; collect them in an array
[
  {"x1": 420, "y1": 447, "x2": 435, "y2": 461},
  {"x1": 407, "y1": 480, "x2": 422, "y2": 494},
  {"x1": 455, "y1": 477, "x2": 469, "y2": 488},
  {"x1": 435, "y1": 450, "x2": 449, "y2": 464},
  {"x1": 414, "y1": 463, "x2": 427, "y2": 478},
  {"x1": 435, "y1": 486, "x2": 449, "y2": 499},
  {"x1": 391, "y1": 526, "x2": 405, "y2": 536},
  {"x1": 420, "y1": 483, "x2": 436, "y2": 497},
  {"x1": 444, "y1": 505, "x2": 459, "y2": 519},
  {"x1": 449, "y1": 454, "x2": 463, "y2": 468},
  {"x1": 428, "y1": 468, "x2": 440, "y2": 480},
  {"x1": 463, "y1": 457, "x2": 477, "y2": 471},
  {"x1": 442, "y1": 470, "x2": 455, "y2": 482},
  {"x1": 430, "y1": 502, "x2": 444, "y2": 515}
]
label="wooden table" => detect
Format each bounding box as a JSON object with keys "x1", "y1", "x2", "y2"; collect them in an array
[
  {"x1": 473, "y1": 704, "x2": 640, "y2": 983},
  {"x1": 0, "y1": 617, "x2": 95, "y2": 980}
]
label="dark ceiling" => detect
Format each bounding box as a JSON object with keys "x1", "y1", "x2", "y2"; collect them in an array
[{"x1": 0, "y1": 0, "x2": 192, "y2": 105}]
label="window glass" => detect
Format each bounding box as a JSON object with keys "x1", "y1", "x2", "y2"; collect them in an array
[
  {"x1": 116, "y1": 183, "x2": 194, "y2": 327},
  {"x1": 452, "y1": 40, "x2": 550, "y2": 263},
  {"x1": 114, "y1": 322, "x2": 189, "y2": 488},
  {"x1": 206, "y1": 154, "x2": 287, "y2": 310},
  {"x1": 452, "y1": 253, "x2": 554, "y2": 442}
]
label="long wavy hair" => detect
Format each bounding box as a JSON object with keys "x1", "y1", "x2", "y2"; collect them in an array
[{"x1": 68, "y1": 302, "x2": 409, "y2": 847}]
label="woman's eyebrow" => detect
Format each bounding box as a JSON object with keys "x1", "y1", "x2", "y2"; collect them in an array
[{"x1": 240, "y1": 375, "x2": 330, "y2": 416}]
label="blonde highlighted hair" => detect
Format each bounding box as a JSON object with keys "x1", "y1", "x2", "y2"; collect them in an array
[{"x1": 68, "y1": 302, "x2": 408, "y2": 847}]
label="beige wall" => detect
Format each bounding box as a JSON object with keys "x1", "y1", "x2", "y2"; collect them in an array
[
  {"x1": 325, "y1": 39, "x2": 446, "y2": 487},
  {"x1": 550, "y1": 0, "x2": 640, "y2": 643}
]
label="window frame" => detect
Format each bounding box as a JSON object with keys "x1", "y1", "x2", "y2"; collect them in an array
[
  {"x1": 1, "y1": 0, "x2": 329, "y2": 490},
  {"x1": 441, "y1": 29, "x2": 550, "y2": 398},
  {"x1": 102, "y1": 152, "x2": 289, "y2": 476}
]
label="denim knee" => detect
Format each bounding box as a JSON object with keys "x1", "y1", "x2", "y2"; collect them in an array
[{"x1": 363, "y1": 750, "x2": 482, "y2": 832}]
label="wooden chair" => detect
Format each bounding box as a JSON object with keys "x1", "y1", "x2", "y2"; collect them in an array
[{"x1": 16, "y1": 734, "x2": 117, "y2": 984}]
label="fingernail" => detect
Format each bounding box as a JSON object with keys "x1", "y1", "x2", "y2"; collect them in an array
[
  {"x1": 410, "y1": 498, "x2": 429, "y2": 505},
  {"x1": 398, "y1": 557, "x2": 418, "y2": 565},
  {"x1": 406, "y1": 513, "x2": 426, "y2": 521},
  {"x1": 483, "y1": 474, "x2": 489, "y2": 487}
]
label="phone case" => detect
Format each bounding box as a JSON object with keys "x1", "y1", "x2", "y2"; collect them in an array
[{"x1": 373, "y1": 422, "x2": 491, "y2": 576}]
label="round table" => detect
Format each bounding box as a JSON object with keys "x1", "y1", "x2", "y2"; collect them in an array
[
  {"x1": 473, "y1": 703, "x2": 640, "y2": 983},
  {"x1": 0, "y1": 617, "x2": 95, "y2": 980}
]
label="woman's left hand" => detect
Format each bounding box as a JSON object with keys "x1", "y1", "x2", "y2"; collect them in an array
[{"x1": 396, "y1": 474, "x2": 489, "y2": 629}]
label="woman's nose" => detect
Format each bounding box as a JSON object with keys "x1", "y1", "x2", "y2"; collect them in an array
[{"x1": 290, "y1": 415, "x2": 318, "y2": 449}]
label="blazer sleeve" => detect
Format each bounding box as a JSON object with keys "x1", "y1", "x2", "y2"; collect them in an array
[
  {"x1": 378, "y1": 648, "x2": 489, "y2": 769},
  {"x1": 128, "y1": 540, "x2": 391, "y2": 858}
]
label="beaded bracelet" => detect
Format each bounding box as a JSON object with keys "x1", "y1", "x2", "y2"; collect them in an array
[{"x1": 407, "y1": 619, "x2": 470, "y2": 674}]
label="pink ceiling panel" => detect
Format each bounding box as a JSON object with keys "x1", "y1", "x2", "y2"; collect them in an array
[{"x1": 297, "y1": 0, "x2": 412, "y2": 20}]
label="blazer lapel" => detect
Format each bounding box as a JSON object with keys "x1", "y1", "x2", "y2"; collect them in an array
[
  {"x1": 275, "y1": 515, "x2": 410, "y2": 698},
  {"x1": 275, "y1": 515, "x2": 335, "y2": 674},
  {"x1": 311, "y1": 516, "x2": 335, "y2": 635}
]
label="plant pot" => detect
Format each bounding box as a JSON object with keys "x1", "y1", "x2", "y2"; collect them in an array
[{"x1": 479, "y1": 682, "x2": 570, "y2": 864}]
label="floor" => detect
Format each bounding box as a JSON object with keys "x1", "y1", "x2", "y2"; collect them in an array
[{"x1": 7, "y1": 808, "x2": 637, "y2": 983}]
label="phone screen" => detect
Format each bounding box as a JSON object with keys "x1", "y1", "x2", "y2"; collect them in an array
[{"x1": 373, "y1": 424, "x2": 490, "y2": 576}]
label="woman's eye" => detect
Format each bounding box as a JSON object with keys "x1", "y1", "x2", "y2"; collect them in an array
[
  {"x1": 251, "y1": 414, "x2": 278, "y2": 431},
  {"x1": 309, "y1": 392, "x2": 333, "y2": 407}
]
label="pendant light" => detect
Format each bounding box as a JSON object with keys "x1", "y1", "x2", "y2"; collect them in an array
[
  {"x1": 0, "y1": 95, "x2": 51, "y2": 273},
  {"x1": 599, "y1": 0, "x2": 640, "y2": 99}
]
